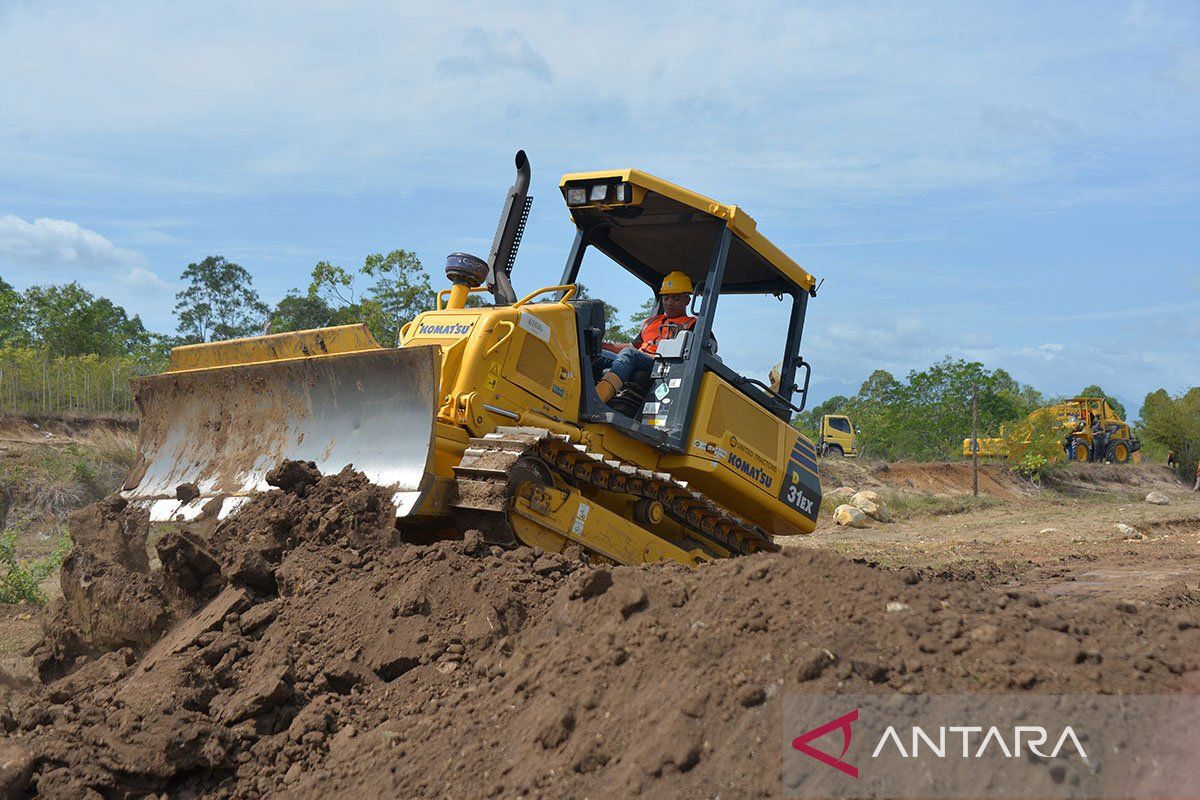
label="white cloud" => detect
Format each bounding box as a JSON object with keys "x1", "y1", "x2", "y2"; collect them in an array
[
  {"x1": 0, "y1": 1, "x2": 1194, "y2": 207},
  {"x1": 1019, "y1": 342, "x2": 1066, "y2": 361},
  {"x1": 0, "y1": 213, "x2": 172, "y2": 321},
  {"x1": 0, "y1": 214, "x2": 141, "y2": 268},
  {"x1": 809, "y1": 317, "x2": 935, "y2": 368},
  {"x1": 114, "y1": 266, "x2": 172, "y2": 293}
]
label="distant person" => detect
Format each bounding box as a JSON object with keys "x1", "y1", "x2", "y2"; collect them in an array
[
  {"x1": 1194, "y1": 461, "x2": 1199, "y2": 492},
  {"x1": 1090, "y1": 415, "x2": 1108, "y2": 461}
]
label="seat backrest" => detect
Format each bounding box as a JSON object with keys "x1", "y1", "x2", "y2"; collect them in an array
[{"x1": 570, "y1": 299, "x2": 606, "y2": 338}]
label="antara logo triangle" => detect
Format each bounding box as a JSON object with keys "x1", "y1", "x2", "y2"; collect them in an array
[{"x1": 792, "y1": 709, "x2": 859, "y2": 779}]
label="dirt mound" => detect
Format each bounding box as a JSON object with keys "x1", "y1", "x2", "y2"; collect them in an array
[
  {"x1": 1044, "y1": 462, "x2": 1183, "y2": 494},
  {"x1": 820, "y1": 459, "x2": 1183, "y2": 500},
  {"x1": 7, "y1": 463, "x2": 1200, "y2": 798},
  {"x1": 34, "y1": 465, "x2": 405, "y2": 680},
  {"x1": 820, "y1": 459, "x2": 1027, "y2": 498}
]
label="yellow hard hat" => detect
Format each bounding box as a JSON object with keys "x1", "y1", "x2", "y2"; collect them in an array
[{"x1": 660, "y1": 271, "x2": 693, "y2": 295}]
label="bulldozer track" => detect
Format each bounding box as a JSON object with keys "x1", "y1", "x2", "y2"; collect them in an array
[{"x1": 451, "y1": 426, "x2": 778, "y2": 560}]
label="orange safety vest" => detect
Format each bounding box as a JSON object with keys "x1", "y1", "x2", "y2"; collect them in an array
[{"x1": 635, "y1": 314, "x2": 697, "y2": 355}]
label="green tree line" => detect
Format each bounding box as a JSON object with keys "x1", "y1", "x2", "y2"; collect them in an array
[
  {"x1": 795, "y1": 359, "x2": 1047, "y2": 461},
  {"x1": 793, "y1": 357, "x2": 1154, "y2": 463},
  {"x1": 1, "y1": 278, "x2": 170, "y2": 414},
  {"x1": 1, "y1": 277, "x2": 164, "y2": 360}
]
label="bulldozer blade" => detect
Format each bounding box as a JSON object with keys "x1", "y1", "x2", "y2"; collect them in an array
[{"x1": 121, "y1": 346, "x2": 441, "y2": 522}]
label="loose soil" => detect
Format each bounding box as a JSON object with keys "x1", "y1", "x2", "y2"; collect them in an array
[{"x1": 2, "y1": 459, "x2": 1199, "y2": 798}]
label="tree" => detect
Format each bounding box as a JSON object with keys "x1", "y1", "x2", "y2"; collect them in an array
[
  {"x1": 857, "y1": 370, "x2": 901, "y2": 404},
  {"x1": 304, "y1": 250, "x2": 436, "y2": 345},
  {"x1": 360, "y1": 250, "x2": 436, "y2": 342},
  {"x1": 1006, "y1": 409, "x2": 1067, "y2": 484},
  {"x1": 20, "y1": 282, "x2": 151, "y2": 357},
  {"x1": 269, "y1": 291, "x2": 335, "y2": 333},
  {"x1": 803, "y1": 357, "x2": 1043, "y2": 461},
  {"x1": 175, "y1": 256, "x2": 269, "y2": 343},
  {"x1": 1138, "y1": 387, "x2": 1200, "y2": 481},
  {"x1": 0, "y1": 277, "x2": 27, "y2": 347},
  {"x1": 616, "y1": 297, "x2": 659, "y2": 343},
  {"x1": 1078, "y1": 384, "x2": 1126, "y2": 420}
]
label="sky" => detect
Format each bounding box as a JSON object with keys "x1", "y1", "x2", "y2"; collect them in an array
[{"x1": 1, "y1": 0, "x2": 1197, "y2": 416}]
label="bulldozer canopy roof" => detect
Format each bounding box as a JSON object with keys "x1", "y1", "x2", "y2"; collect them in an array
[{"x1": 560, "y1": 168, "x2": 816, "y2": 296}]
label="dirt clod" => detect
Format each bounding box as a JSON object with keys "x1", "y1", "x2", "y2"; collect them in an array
[
  {"x1": 266, "y1": 459, "x2": 321, "y2": 496},
  {"x1": 0, "y1": 739, "x2": 34, "y2": 799},
  {"x1": 175, "y1": 482, "x2": 200, "y2": 503}
]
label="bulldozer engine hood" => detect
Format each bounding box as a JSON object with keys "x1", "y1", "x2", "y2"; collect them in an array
[{"x1": 121, "y1": 346, "x2": 441, "y2": 522}]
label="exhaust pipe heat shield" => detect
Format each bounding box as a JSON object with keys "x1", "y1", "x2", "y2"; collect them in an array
[{"x1": 122, "y1": 346, "x2": 440, "y2": 521}]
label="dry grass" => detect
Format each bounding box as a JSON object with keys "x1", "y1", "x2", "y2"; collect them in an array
[
  {"x1": 1, "y1": 422, "x2": 136, "y2": 580},
  {"x1": 820, "y1": 487, "x2": 1004, "y2": 520},
  {"x1": 878, "y1": 491, "x2": 1004, "y2": 520}
]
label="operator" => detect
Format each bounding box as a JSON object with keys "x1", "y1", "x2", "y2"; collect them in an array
[
  {"x1": 1091, "y1": 414, "x2": 1108, "y2": 461},
  {"x1": 594, "y1": 271, "x2": 696, "y2": 403}
]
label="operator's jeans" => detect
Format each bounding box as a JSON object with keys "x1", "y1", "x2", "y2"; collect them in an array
[{"x1": 594, "y1": 347, "x2": 654, "y2": 383}]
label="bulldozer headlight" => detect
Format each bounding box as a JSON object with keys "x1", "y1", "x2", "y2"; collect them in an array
[{"x1": 563, "y1": 181, "x2": 633, "y2": 206}]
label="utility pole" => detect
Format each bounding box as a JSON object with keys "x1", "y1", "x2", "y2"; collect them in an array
[{"x1": 971, "y1": 382, "x2": 979, "y2": 497}]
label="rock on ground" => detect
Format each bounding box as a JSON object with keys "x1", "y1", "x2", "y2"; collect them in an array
[
  {"x1": 850, "y1": 490, "x2": 893, "y2": 523},
  {"x1": 1145, "y1": 491, "x2": 1170, "y2": 505},
  {"x1": 1115, "y1": 523, "x2": 1144, "y2": 540},
  {"x1": 834, "y1": 504, "x2": 870, "y2": 527}
]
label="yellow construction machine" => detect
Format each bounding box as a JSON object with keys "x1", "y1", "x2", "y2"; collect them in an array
[
  {"x1": 962, "y1": 397, "x2": 1141, "y2": 464},
  {"x1": 122, "y1": 152, "x2": 824, "y2": 567},
  {"x1": 818, "y1": 414, "x2": 858, "y2": 458}
]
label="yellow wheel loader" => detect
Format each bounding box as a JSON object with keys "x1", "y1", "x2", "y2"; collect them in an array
[
  {"x1": 122, "y1": 152, "x2": 823, "y2": 567},
  {"x1": 962, "y1": 397, "x2": 1140, "y2": 464}
]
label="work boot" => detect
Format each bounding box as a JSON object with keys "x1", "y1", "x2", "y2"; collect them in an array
[{"x1": 595, "y1": 372, "x2": 623, "y2": 403}]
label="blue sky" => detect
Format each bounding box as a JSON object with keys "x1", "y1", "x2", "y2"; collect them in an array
[{"x1": 1, "y1": 1, "x2": 1197, "y2": 415}]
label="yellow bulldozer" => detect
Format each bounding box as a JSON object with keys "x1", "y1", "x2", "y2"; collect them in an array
[
  {"x1": 963, "y1": 396, "x2": 1141, "y2": 464},
  {"x1": 122, "y1": 152, "x2": 823, "y2": 567}
]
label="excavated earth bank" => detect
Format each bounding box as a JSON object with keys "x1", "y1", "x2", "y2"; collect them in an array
[{"x1": 4, "y1": 462, "x2": 1200, "y2": 799}]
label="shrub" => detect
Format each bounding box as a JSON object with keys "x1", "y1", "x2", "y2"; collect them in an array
[
  {"x1": 1139, "y1": 388, "x2": 1199, "y2": 482},
  {"x1": 0, "y1": 525, "x2": 70, "y2": 605}
]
